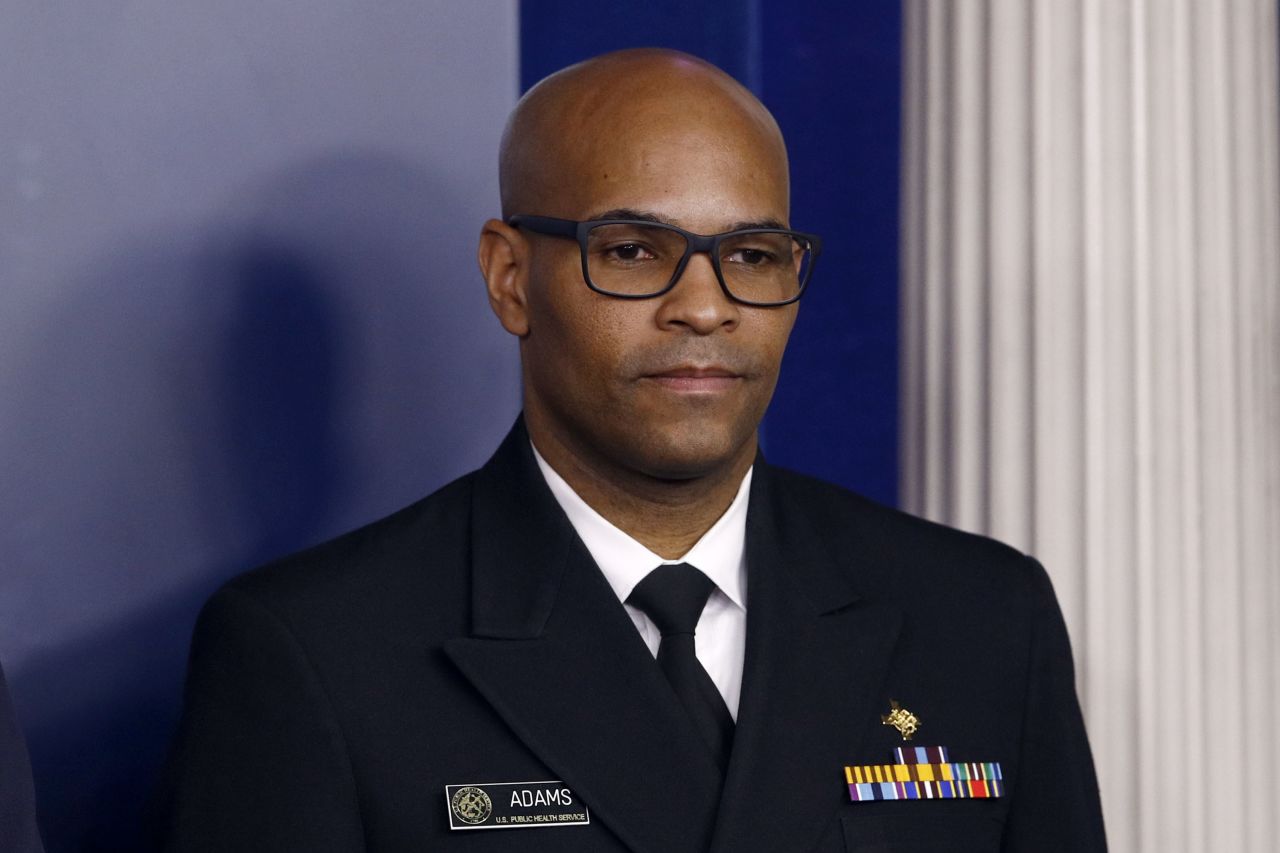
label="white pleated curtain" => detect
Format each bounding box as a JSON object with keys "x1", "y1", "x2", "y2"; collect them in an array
[{"x1": 899, "y1": 1, "x2": 1280, "y2": 851}]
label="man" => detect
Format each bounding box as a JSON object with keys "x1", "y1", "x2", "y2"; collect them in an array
[
  {"x1": 159, "y1": 49, "x2": 1106, "y2": 851},
  {"x1": 1, "y1": 661, "x2": 45, "y2": 853}
]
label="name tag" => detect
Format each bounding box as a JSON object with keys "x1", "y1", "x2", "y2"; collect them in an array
[{"x1": 445, "y1": 780, "x2": 590, "y2": 830}]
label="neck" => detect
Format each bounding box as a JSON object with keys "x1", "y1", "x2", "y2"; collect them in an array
[{"x1": 527, "y1": 421, "x2": 755, "y2": 560}]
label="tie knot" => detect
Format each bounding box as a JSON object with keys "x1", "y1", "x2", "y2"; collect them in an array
[{"x1": 627, "y1": 563, "x2": 717, "y2": 636}]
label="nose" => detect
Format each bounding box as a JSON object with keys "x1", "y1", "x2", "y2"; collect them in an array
[{"x1": 653, "y1": 252, "x2": 740, "y2": 334}]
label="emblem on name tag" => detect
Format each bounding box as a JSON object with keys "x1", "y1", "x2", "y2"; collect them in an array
[{"x1": 445, "y1": 780, "x2": 590, "y2": 830}]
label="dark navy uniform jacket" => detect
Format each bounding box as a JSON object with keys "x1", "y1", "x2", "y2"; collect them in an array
[
  {"x1": 158, "y1": 419, "x2": 1106, "y2": 852},
  {"x1": 1, "y1": 661, "x2": 44, "y2": 853}
]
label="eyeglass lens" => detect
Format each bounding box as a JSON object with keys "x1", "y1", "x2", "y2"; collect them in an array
[{"x1": 585, "y1": 223, "x2": 812, "y2": 303}]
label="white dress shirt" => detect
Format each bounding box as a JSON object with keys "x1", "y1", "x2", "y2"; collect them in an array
[{"x1": 532, "y1": 445, "x2": 750, "y2": 720}]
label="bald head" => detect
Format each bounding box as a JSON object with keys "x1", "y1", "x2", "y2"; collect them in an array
[{"x1": 499, "y1": 48, "x2": 789, "y2": 220}]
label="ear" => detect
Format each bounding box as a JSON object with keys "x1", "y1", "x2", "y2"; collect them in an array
[{"x1": 477, "y1": 218, "x2": 530, "y2": 337}]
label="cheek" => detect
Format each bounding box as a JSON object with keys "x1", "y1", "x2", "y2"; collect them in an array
[
  {"x1": 750, "y1": 308, "x2": 799, "y2": 370},
  {"x1": 525, "y1": 260, "x2": 636, "y2": 394}
]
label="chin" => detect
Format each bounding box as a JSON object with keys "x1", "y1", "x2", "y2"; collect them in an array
[{"x1": 628, "y1": 421, "x2": 755, "y2": 482}]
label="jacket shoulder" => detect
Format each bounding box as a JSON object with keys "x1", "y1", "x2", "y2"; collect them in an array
[
  {"x1": 766, "y1": 465, "x2": 1043, "y2": 603},
  {"x1": 212, "y1": 472, "x2": 477, "y2": 629}
]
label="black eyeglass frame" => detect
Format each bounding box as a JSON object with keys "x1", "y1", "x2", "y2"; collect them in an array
[{"x1": 506, "y1": 214, "x2": 822, "y2": 307}]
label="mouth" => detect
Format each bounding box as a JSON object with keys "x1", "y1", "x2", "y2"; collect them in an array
[{"x1": 642, "y1": 365, "x2": 744, "y2": 393}]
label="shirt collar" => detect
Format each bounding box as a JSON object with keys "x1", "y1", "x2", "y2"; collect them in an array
[{"x1": 531, "y1": 443, "x2": 749, "y2": 612}]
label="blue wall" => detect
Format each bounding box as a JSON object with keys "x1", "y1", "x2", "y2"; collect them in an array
[
  {"x1": 1, "y1": 4, "x2": 520, "y2": 849},
  {"x1": 522, "y1": 0, "x2": 902, "y2": 505}
]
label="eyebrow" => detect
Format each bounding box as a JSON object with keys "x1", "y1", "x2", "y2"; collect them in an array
[{"x1": 588, "y1": 208, "x2": 790, "y2": 232}]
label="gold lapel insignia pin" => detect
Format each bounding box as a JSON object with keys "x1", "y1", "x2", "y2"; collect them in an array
[{"x1": 881, "y1": 699, "x2": 920, "y2": 741}]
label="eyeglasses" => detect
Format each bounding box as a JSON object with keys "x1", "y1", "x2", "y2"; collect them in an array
[{"x1": 506, "y1": 215, "x2": 821, "y2": 307}]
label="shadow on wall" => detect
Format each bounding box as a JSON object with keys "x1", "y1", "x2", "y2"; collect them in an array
[
  {"x1": 14, "y1": 245, "x2": 347, "y2": 853},
  {"x1": 4, "y1": 152, "x2": 516, "y2": 851},
  {"x1": 215, "y1": 243, "x2": 348, "y2": 559}
]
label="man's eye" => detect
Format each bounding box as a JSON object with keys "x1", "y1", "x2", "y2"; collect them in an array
[
  {"x1": 726, "y1": 248, "x2": 776, "y2": 266},
  {"x1": 605, "y1": 243, "x2": 656, "y2": 262}
]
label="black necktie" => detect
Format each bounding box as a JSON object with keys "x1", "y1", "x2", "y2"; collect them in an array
[{"x1": 627, "y1": 563, "x2": 735, "y2": 772}]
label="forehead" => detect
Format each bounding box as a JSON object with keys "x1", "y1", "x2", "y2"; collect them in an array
[
  {"x1": 592, "y1": 128, "x2": 783, "y2": 222},
  {"x1": 532, "y1": 77, "x2": 790, "y2": 230}
]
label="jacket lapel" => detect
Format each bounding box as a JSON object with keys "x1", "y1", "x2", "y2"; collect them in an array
[
  {"x1": 711, "y1": 462, "x2": 903, "y2": 852},
  {"x1": 444, "y1": 422, "x2": 723, "y2": 853}
]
